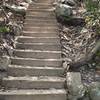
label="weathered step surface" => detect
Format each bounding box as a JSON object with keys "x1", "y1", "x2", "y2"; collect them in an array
[
  {"x1": 13, "y1": 50, "x2": 61, "y2": 59},
  {"x1": 36, "y1": 0, "x2": 54, "y2": 4},
  {"x1": 27, "y1": 10, "x2": 54, "y2": 13},
  {"x1": 25, "y1": 19, "x2": 57, "y2": 23},
  {"x1": 26, "y1": 14, "x2": 55, "y2": 18},
  {"x1": 0, "y1": 89, "x2": 66, "y2": 100},
  {"x1": 2, "y1": 76, "x2": 65, "y2": 89},
  {"x1": 25, "y1": 16, "x2": 56, "y2": 20},
  {"x1": 26, "y1": 11, "x2": 55, "y2": 17},
  {"x1": 25, "y1": 17, "x2": 56, "y2": 21},
  {"x1": 22, "y1": 31, "x2": 59, "y2": 37},
  {"x1": 8, "y1": 65, "x2": 64, "y2": 76},
  {"x1": 16, "y1": 36, "x2": 60, "y2": 43},
  {"x1": 36, "y1": 0, "x2": 54, "y2": 3},
  {"x1": 28, "y1": 7, "x2": 54, "y2": 11},
  {"x1": 29, "y1": 1, "x2": 54, "y2": 7},
  {"x1": 23, "y1": 26, "x2": 58, "y2": 31},
  {"x1": 27, "y1": 6, "x2": 54, "y2": 12},
  {"x1": 24, "y1": 18, "x2": 57, "y2": 23},
  {"x1": 24, "y1": 23, "x2": 58, "y2": 27},
  {"x1": 24, "y1": 19, "x2": 57, "y2": 25},
  {"x1": 28, "y1": 5, "x2": 52, "y2": 9},
  {"x1": 11, "y1": 57, "x2": 62, "y2": 67},
  {"x1": 15, "y1": 43, "x2": 61, "y2": 51}
]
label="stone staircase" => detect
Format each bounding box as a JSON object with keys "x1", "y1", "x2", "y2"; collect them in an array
[{"x1": 0, "y1": 0, "x2": 67, "y2": 100}]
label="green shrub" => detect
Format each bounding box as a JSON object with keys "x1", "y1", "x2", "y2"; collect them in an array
[
  {"x1": 0, "y1": 26, "x2": 10, "y2": 33},
  {"x1": 84, "y1": 0, "x2": 100, "y2": 35}
]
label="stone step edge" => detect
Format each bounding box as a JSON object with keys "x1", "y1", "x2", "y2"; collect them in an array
[
  {"x1": 24, "y1": 23, "x2": 58, "y2": 26},
  {"x1": 25, "y1": 16, "x2": 56, "y2": 19},
  {"x1": 22, "y1": 31, "x2": 59, "y2": 34},
  {"x1": 10, "y1": 57, "x2": 71, "y2": 62},
  {"x1": 8, "y1": 65, "x2": 64, "y2": 70},
  {"x1": 23, "y1": 26, "x2": 58, "y2": 28},
  {"x1": 15, "y1": 42, "x2": 61, "y2": 45},
  {"x1": 10, "y1": 57, "x2": 65, "y2": 61},
  {"x1": 16, "y1": 36, "x2": 59, "y2": 39},
  {"x1": 0, "y1": 89, "x2": 66, "y2": 95},
  {"x1": 26, "y1": 8, "x2": 55, "y2": 11},
  {"x1": 3, "y1": 76, "x2": 65, "y2": 81},
  {"x1": 31, "y1": 3, "x2": 53, "y2": 6},
  {"x1": 14, "y1": 49, "x2": 61, "y2": 53}
]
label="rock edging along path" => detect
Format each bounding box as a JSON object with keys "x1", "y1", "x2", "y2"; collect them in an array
[{"x1": 0, "y1": 0, "x2": 67, "y2": 100}]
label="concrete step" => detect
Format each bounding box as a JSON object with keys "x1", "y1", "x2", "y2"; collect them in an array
[
  {"x1": 36, "y1": 0, "x2": 54, "y2": 3},
  {"x1": 26, "y1": 13, "x2": 56, "y2": 18},
  {"x1": 16, "y1": 36, "x2": 60, "y2": 43},
  {"x1": 25, "y1": 19, "x2": 57, "y2": 23},
  {"x1": 13, "y1": 49, "x2": 61, "y2": 59},
  {"x1": 23, "y1": 26, "x2": 58, "y2": 32},
  {"x1": 28, "y1": 3, "x2": 52, "y2": 7},
  {"x1": 28, "y1": 4, "x2": 53, "y2": 10},
  {"x1": 27, "y1": 11, "x2": 55, "y2": 16},
  {"x1": 0, "y1": 89, "x2": 66, "y2": 100},
  {"x1": 11, "y1": 57, "x2": 62, "y2": 67},
  {"x1": 25, "y1": 17, "x2": 57, "y2": 23},
  {"x1": 15, "y1": 43, "x2": 61, "y2": 51},
  {"x1": 2, "y1": 76, "x2": 65, "y2": 89},
  {"x1": 8, "y1": 65, "x2": 64, "y2": 76},
  {"x1": 22, "y1": 31, "x2": 59, "y2": 37},
  {"x1": 31, "y1": 2, "x2": 52, "y2": 6},
  {"x1": 25, "y1": 16, "x2": 56, "y2": 20},
  {"x1": 24, "y1": 20, "x2": 57, "y2": 26},
  {"x1": 27, "y1": 8, "x2": 54, "y2": 12},
  {"x1": 24, "y1": 23, "x2": 58, "y2": 27},
  {"x1": 24, "y1": 22, "x2": 58, "y2": 27},
  {"x1": 29, "y1": 4, "x2": 52, "y2": 9}
]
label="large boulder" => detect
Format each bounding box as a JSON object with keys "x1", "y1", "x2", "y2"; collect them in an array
[
  {"x1": 89, "y1": 82, "x2": 100, "y2": 100},
  {"x1": 4, "y1": 4, "x2": 27, "y2": 15},
  {"x1": 66, "y1": 72, "x2": 85, "y2": 100},
  {"x1": 0, "y1": 56, "x2": 10, "y2": 70},
  {"x1": 55, "y1": 4, "x2": 73, "y2": 18}
]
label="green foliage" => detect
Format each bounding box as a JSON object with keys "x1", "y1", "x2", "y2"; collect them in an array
[
  {"x1": 85, "y1": 0, "x2": 100, "y2": 12},
  {"x1": 84, "y1": 0, "x2": 100, "y2": 34},
  {"x1": 0, "y1": 26, "x2": 10, "y2": 33}
]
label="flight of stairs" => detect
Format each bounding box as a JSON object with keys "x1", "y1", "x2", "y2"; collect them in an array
[{"x1": 0, "y1": 0, "x2": 67, "y2": 100}]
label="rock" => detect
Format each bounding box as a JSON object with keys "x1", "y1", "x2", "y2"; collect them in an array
[
  {"x1": 68, "y1": 95, "x2": 90, "y2": 100},
  {"x1": 77, "y1": 97, "x2": 90, "y2": 100},
  {"x1": 4, "y1": 4, "x2": 26, "y2": 15},
  {"x1": 11, "y1": 5, "x2": 27, "y2": 12},
  {"x1": 66, "y1": 72, "x2": 85, "y2": 100},
  {"x1": 20, "y1": 2, "x2": 29, "y2": 8},
  {"x1": 55, "y1": 4, "x2": 73, "y2": 18},
  {"x1": 3, "y1": 42, "x2": 13, "y2": 56},
  {"x1": 55, "y1": 3, "x2": 85, "y2": 25},
  {"x1": 89, "y1": 82, "x2": 100, "y2": 100},
  {"x1": 58, "y1": 0, "x2": 65, "y2": 3},
  {"x1": 65, "y1": 0, "x2": 76, "y2": 6},
  {"x1": 63, "y1": 61, "x2": 69, "y2": 69},
  {"x1": 0, "y1": 56, "x2": 10, "y2": 70},
  {"x1": 58, "y1": 0, "x2": 76, "y2": 6},
  {"x1": 80, "y1": 28, "x2": 88, "y2": 33},
  {"x1": 25, "y1": 0, "x2": 32, "y2": 4}
]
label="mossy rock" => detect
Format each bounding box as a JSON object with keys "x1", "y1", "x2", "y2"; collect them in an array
[{"x1": 88, "y1": 82, "x2": 100, "y2": 100}]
